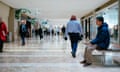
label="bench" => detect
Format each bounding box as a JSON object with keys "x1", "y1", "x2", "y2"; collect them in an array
[
  {"x1": 92, "y1": 44, "x2": 120, "y2": 66},
  {"x1": 113, "y1": 57, "x2": 120, "y2": 65}
]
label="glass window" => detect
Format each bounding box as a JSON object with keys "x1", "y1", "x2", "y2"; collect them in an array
[
  {"x1": 103, "y1": 5, "x2": 119, "y2": 43},
  {"x1": 96, "y1": 4, "x2": 118, "y2": 44}
]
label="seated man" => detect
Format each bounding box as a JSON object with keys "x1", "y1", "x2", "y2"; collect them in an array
[{"x1": 80, "y1": 16, "x2": 110, "y2": 67}]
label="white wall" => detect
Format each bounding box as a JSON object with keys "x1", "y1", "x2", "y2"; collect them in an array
[{"x1": 0, "y1": 2, "x2": 10, "y2": 27}]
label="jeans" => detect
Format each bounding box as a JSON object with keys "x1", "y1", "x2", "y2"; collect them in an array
[
  {"x1": 21, "y1": 34, "x2": 25, "y2": 45},
  {"x1": 71, "y1": 41, "x2": 78, "y2": 55},
  {"x1": 69, "y1": 33, "x2": 79, "y2": 55},
  {"x1": 0, "y1": 39, "x2": 4, "y2": 52}
]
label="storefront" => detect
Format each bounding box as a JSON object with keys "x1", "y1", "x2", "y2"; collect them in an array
[
  {"x1": 81, "y1": 15, "x2": 97, "y2": 40},
  {"x1": 96, "y1": 2, "x2": 119, "y2": 44},
  {"x1": 80, "y1": 0, "x2": 120, "y2": 66},
  {"x1": 81, "y1": 0, "x2": 119, "y2": 44}
]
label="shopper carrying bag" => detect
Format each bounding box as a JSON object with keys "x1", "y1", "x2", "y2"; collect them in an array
[{"x1": 0, "y1": 17, "x2": 8, "y2": 52}]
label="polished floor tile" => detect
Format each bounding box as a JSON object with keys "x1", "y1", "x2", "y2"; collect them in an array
[{"x1": 0, "y1": 36, "x2": 120, "y2": 72}]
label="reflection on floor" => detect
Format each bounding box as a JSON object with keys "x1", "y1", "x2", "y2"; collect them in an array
[{"x1": 0, "y1": 36, "x2": 120, "y2": 72}]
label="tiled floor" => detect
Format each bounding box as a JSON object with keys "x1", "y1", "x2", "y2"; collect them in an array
[{"x1": 0, "y1": 36, "x2": 120, "y2": 72}]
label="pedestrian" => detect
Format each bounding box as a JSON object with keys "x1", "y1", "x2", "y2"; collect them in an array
[
  {"x1": 52, "y1": 29, "x2": 54, "y2": 36},
  {"x1": 0, "y1": 17, "x2": 8, "y2": 52},
  {"x1": 19, "y1": 20, "x2": 27, "y2": 46},
  {"x1": 34, "y1": 22, "x2": 39, "y2": 38},
  {"x1": 80, "y1": 16, "x2": 110, "y2": 67},
  {"x1": 62, "y1": 26, "x2": 66, "y2": 37},
  {"x1": 39, "y1": 25, "x2": 43, "y2": 40},
  {"x1": 65, "y1": 15, "x2": 83, "y2": 58}
]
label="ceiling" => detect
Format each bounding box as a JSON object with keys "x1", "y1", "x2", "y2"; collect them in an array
[{"x1": 1, "y1": 0, "x2": 109, "y2": 19}]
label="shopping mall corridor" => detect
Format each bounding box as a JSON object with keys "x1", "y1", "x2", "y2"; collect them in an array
[{"x1": 0, "y1": 36, "x2": 120, "y2": 72}]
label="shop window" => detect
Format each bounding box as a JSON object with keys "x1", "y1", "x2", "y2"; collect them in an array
[
  {"x1": 103, "y1": 5, "x2": 118, "y2": 43},
  {"x1": 96, "y1": 4, "x2": 119, "y2": 44}
]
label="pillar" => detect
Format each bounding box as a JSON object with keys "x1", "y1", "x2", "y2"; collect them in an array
[
  {"x1": 118, "y1": 0, "x2": 120, "y2": 45},
  {"x1": 8, "y1": 7, "x2": 15, "y2": 41}
]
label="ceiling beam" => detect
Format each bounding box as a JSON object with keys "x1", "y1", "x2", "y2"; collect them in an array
[{"x1": 81, "y1": 0, "x2": 118, "y2": 19}]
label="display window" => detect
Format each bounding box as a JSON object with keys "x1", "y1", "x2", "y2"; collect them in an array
[{"x1": 96, "y1": 3, "x2": 119, "y2": 44}]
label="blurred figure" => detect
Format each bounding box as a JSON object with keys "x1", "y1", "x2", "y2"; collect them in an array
[
  {"x1": 38, "y1": 25, "x2": 43, "y2": 40},
  {"x1": 57, "y1": 27, "x2": 60, "y2": 36},
  {"x1": 52, "y1": 29, "x2": 54, "y2": 36},
  {"x1": 80, "y1": 17, "x2": 110, "y2": 67},
  {"x1": 61, "y1": 26, "x2": 66, "y2": 37},
  {"x1": 44, "y1": 28, "x2": 48, "y2": 36},
  {"x1": 32, "y1": 27, "x2": 35, "y2": 37},
  {"x1": 65, "y1": 15, "x2": 83, "y2": 58},
  {"x1": 19, "y1": 20, "x2": 27, "y2": 46},
  {"x1": 34, "y1": 22, "x2": 39, "y2": 38},
  {"x1": 55, "y1": 27, "x2": 60, "y2": 36},
  {"x1": 0, "y1": 17, "x2": 8, "y2": 52},
  {"x1": 113, "y1": 25, "x2": 118, "y2": 40}
]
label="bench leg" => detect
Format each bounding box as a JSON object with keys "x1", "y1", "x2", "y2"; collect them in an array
[{"x1": 102, "y1": 52, "x2": 106, "y2": 66}]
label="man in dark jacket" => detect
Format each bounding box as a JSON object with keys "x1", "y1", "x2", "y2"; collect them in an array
[
  {"x1": 19, "y1": 20, "x2": 27, "y2": 46},
  {"x1": 80, "y1": 16, "x2": 110, "y2": 67},
  {"x1": 0, "y1": 17, "x2": 8, "y2": 52}
]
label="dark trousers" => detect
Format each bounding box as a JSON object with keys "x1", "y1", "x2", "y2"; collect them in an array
[
  {"x1": 71, "y1": 40, "x2": 78, "y2": 54},
  {"x1": 21, "y1": 33, "x2": 25, "y2": 45},
  {"x1": 39, "y1": 34, "x2": 43, "y2": 40},
  {"x1": 0, "y1": 39, "x2": 4, "y2": 52},
  {"x1": 35, "y1": 30, "x2": 38, "y2": 37},
  {"x1": 69, "y1": 33, "x2": 79, "y2": 55}
]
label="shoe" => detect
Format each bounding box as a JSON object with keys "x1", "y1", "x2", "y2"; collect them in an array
[
  {"x1": 71, "y1": 52, "x2": 76, "y2": 58},
  {"x1": 83, "y1": 63, "x2": 92, "y2": 67},
  {"x1": 72, "y1": 54, "x2": 76, "y2": 58},
  {"x1": 80, "y1": 60, "x2": 86, "y2": 64},
  {"x1": 22, "y1": 43, "x2": 25, "y2": 46}
]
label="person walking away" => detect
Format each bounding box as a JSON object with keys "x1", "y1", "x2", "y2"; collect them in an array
[
  {"x1": 39, "y1": 25, "x2": 43, "y2": 40},
  {"x1": 62, "y1": 26, "x2": 66, "y2": 37},
  {"x1": 19, "y1": 20, "x2": 27, "y2": 46},
  {"x1": 34, "y1": 22, "x2": 39, "y2": 38},
  {"x1": 65, "y1": 15, "x2": 83, "y2": 58},
  {"x1": 80, "y1": 16, "x2": 110, "y2": 67},
  {"x1": 0, "y1": 17, "x2": 8, "y2": 52},
  {"x1": 52, "y1": 29, "x2": 54, "y2": 36}
]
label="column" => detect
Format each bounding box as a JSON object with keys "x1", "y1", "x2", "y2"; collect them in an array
[
  {"x1": 8, "y1": 7, "x2": 15, "y2": 41},
  {"x1": 118, "y1": 0, "x2": 120, "y2": 45}
]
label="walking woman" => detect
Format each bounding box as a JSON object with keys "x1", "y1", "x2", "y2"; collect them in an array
[
  {"x1": 65, "y1": 15, "x2": 83, "y2": 58},
  {"x1": 0, "y1": 17, "x2": 8, "y2": 52}
]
